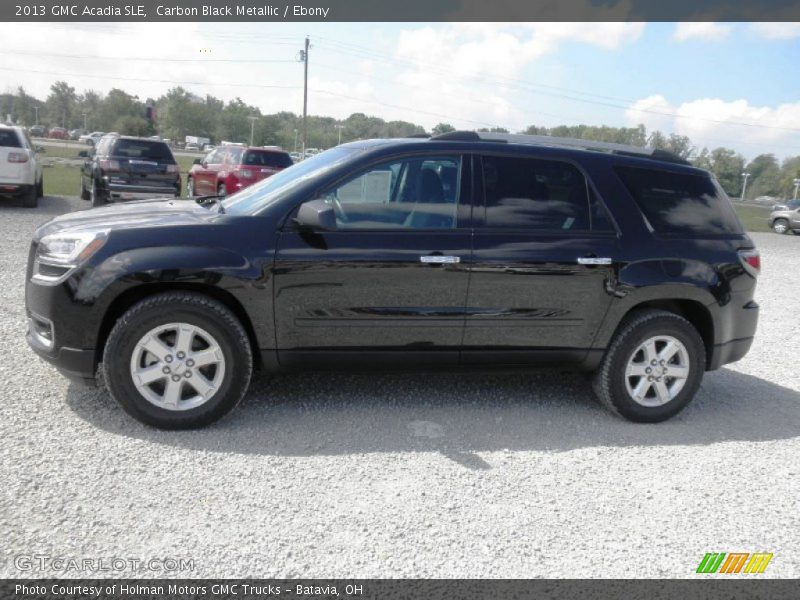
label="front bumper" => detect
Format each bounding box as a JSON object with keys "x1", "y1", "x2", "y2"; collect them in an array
[{"x1": 26, "y1": 314, "x2": 97, "y2": 385}]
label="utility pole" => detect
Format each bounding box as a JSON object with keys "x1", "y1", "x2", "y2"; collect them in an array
[
  {"x1": 300, "y1": 36, "x2": 309, "y2": 156},
  {"x1": 741, "y1": 172, "x2": 751, "y2": 202},
  {"x1": 247, "y1": 116, "x2": 258, "y2": 146},
  {"x1": 335, "y1": 124, "x2": 344, "y2": 145}
]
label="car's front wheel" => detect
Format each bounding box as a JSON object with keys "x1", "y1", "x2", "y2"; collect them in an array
[
  {"x1": 593, "y1": 309, "x2": 706, "y2": 422},
  {"x1": 772, "y1": 218, "x2": 789, "y2": 234},
  {"x1": 90, "y1": 179, "x2": 107, "y2": 207},
  {"x1": 103, "y1": 292, "x2": 253, "y2": 429}
]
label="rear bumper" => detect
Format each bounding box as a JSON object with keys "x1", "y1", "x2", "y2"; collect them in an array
[
  {"x1": 0, "y1": 183, "x2": 33, "y2": 199},
  {"x1": 708, "y1": 337, "x2": 754, "y2": 371},
  {"x1": 707, "y1": 299, "x2": 759, "y2": 370},
  {"x1": 107, "y1": 183, "x2": 179, "y2": 200}
]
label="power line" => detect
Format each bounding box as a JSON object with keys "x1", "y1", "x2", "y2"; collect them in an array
[
  {"x1": 313, "y1": 36, "x2": 800, "y2": 134},
  {"x1": 0, "y1": 50, "x2": 297, "y2": 63}
]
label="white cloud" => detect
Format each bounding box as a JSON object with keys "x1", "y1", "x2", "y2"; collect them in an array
[
  {"x1": 750, "y1": 22, "x2": 800, "y2": 40},
  {"x1": 673, "y1": 22, "x2": 732, "y2": 42},
  {"x1": 626, "y1": 95, "x2": 800, "y2": 156},
  {"x1": 390, "y1": 22, "x2": 644, "y2": 129}
]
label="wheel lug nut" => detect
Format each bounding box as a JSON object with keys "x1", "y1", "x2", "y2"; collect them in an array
[
  {"x1": 185, "y1": 371, "x2": 192, "y2": 378},
  {"x1": 648, "y1": 376, "x2": 654, "y2": 381},
  {"x1": 171, "y1": 374, "x2": 181, "y2": 382},
  {"x1": 177, "y1": 351, "x2": 186, "y2": 359},
  {"x1": 162, "y1": 366, "x2": 171, "y2": 374},
  {"x1": 186, "y1": 359, "x2": 195, "y2": 367},
  {"x1": 651, "y1": 360, "x2": 657, "y2": 366},
  {"x1": 165, "y1": 355, "x2": 173, "y2": 363},
  {"x1": 645, "y1": 367, "x2": 652, "y2": 374}
]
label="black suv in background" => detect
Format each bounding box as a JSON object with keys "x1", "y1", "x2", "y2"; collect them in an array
[
  {"x1": 26, "y1": 132, "x2": 759, "y2": 429},
  {"x1": 79, "y1": 134, "x2": 181, "y2": 206}
]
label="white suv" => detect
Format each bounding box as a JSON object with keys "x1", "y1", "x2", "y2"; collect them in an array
[{"x1": 0, "y1": 126, "x2": 43, "y2": 208}]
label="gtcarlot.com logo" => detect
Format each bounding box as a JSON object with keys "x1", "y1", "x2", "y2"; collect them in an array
[
  {"x1": 696, "y1": 552, "x2": 773, "y2": 574},
  {"x1": 14, "y1": 554, "x2": 195, "y2": 573}
]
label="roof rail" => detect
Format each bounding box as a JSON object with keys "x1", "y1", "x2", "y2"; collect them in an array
[{"x1": 429, "y1": 130, "x2": 690, "y2": 165}]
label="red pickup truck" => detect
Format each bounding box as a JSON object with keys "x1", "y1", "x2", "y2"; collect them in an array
[{"x1": 187, "y1": 145, "x2": 294, "y2": 197}]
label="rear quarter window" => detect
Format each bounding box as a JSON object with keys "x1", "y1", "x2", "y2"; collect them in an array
[
  {"x1": 615, "y1": 166, "x2": 743, "y2": 235},
  {"x1": 0, "y1": 129, "x2": 22, "y2": 148},
  {"x1": 243, "y1": 151, "x2": 293, "y2": 168}
]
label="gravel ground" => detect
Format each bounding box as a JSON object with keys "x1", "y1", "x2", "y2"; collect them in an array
[{"x1": 1, "y1": 195, "x2": 798, "y2": 579}]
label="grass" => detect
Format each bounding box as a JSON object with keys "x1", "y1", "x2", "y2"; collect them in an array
[
  {"x1": 732, "y1": 203, "x2": 771, "y2": 233},
  {"x1": 40, "y1": 150, "x2": 197, "y2": 198}
]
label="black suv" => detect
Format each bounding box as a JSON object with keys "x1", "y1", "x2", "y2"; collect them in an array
[
  {"x1": 79, "y1": 134, "x2": 181, "y2": 206},
  {"x1": 26, "y1": 132, "x2": 759, "y2": 429}
]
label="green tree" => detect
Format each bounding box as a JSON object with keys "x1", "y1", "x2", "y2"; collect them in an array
[
  {"x1": 45, "y1": 81, "x2": 77, "y2": 127},
  {"x1": 431, "y1": 122, "x2": 456, "y2": 136},
  {"x1": 746, "y1": 154, "x2": 782, "y2": 199}
]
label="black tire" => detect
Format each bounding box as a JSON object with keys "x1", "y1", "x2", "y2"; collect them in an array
[
  {"x1": 90, "y1": 178, "x2": 107, "y2": 207},
  {"x1": 79, "y1": 176, "x2": 90, "y2": 200},
  {"x1": 21, "y1": 185, "x2": 38, "y2": 208},
  {"x1": 36, "y1": 178, "x2": 44, "y2": 199},
  {"x1": 103, "y1": 292, "x2": 253, "y2": 429},
  {"x1": 772, "y1": 218, "x2": 789, "y2": 234},
  {"x1": 592, "y1": 309, "x2": 706, "y2": 423}
]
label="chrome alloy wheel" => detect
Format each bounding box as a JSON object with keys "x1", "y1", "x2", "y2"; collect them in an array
[
  {"x1": 129, "y1": 323, "x2": 225, "y2": 411},
  {"x1": 624, "y1": 335, "x2": 690, "y2": 407}
]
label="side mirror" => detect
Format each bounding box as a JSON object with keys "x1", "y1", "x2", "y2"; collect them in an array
[
  {"x1": 193, "y1": 158, "x2": 202, "y2": 165},
  {"x1": 77, "y1": 150, "x2": 88, "y2": 158},
  {"x1": 294, "y1": 199, "x2": 337, "y2": 231}
]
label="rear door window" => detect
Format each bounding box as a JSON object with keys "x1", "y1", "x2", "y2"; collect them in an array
[
  {"x1": 616, "y1": 166, "x2": 743, "y2": 235},
  {"x1": 480, "y1": 155, "x2": 608, "y2": 231},
  {"x1": 0, "y1": 129, "x2": 22, "y2": 148}
]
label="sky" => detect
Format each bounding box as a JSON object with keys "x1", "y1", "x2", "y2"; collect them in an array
[{"x1": 1, "y1": 21, "x2": 798, "y2": 159}]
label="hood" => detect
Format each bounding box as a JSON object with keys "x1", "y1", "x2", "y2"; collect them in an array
[{"x1": 34, "y1": 198, "x2": 220, "y2": 240}]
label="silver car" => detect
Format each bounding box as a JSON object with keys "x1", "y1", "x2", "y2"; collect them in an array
[{"x1": 769, "y1": 204, "x2": 800, "y2": 234}]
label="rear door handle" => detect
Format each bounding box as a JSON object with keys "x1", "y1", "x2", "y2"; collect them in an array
[
  {"x1": 420, "y1": 255, "x2": 460, "y2": 264},
  {"x1": 577, "y1": 256, "x2": 612, "y2": 265}
]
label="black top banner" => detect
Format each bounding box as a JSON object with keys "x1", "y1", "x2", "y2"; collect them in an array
[{"x1": 4, "y1": 0, "x2": 800, "y2": 22}]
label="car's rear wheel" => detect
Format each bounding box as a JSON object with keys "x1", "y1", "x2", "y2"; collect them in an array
[
  {"x1": 79, "y1": 177, "x2": 90, "y2": 200},
  {"x1": 593, "y1": 309, "x2": 706, "y2": 422},
  {"x1": 90, "y1": 179, "x2": 107, "y2": 207},
  {"x1": 772, "y1": 218, "x2": 789, "y2": 234},
  {"x1": 21, "y1": 185, "x2": 38, "y2": 208},
  {"x1": 103, "y1": 292, "x2": 253, "y2": 429},
  {"x1": 36, "y1": 178, "x2": 44, "y2": 199}
]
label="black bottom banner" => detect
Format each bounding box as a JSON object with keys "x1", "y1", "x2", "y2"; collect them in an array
[{"x1": 2, "y1": 579, "x2": 799, "y2": 600}]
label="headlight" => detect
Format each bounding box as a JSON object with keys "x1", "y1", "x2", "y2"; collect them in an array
[{"x1": 37, "y1": 230, "x2": 108, "y2": 267}]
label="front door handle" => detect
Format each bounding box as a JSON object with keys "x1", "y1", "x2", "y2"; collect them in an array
[
  {"x1": 420, "y1": 255, "x2": 460, "y2": 264},
  {"x1": 577, "y1": 256, "x2": 612, "y2": 265}
]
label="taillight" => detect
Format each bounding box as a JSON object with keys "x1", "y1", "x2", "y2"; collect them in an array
[
  {"x1": 236, "y1": 169, "x2": 254, "y2": 179},
  {"x1": 8, "y1": 152, "x2": 28, "y2": 163},
  {"x1": 99, "y1": 159, "x2": 121, "y2": 171},
  {"x1": 166, "y1": 164, "x2": 179, "y2": 174},
  {"x1": 739, "y1": 249, "x2": 760, "y2": 276}
]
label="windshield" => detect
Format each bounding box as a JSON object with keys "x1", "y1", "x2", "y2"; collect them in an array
[{"x1": 222, "y1": 147, "x2": 358, "y2": 215}]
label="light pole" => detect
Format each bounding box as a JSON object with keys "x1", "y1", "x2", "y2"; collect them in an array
[
  {"x1": 293, "y1": 128, "x2": 298, "y2": 153},
  {"x1": 793, "y1": 178, "x2": 800, "y2": 200},
  {"x1": 247, "y1": 116, "x2": 258, "y2": 146},
  {"x1": 741, "y1": 172, "x2": 750, "y2": 202},
  {"x1": 335, "y1": 124, "x2": 344, "y2": 145}
]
